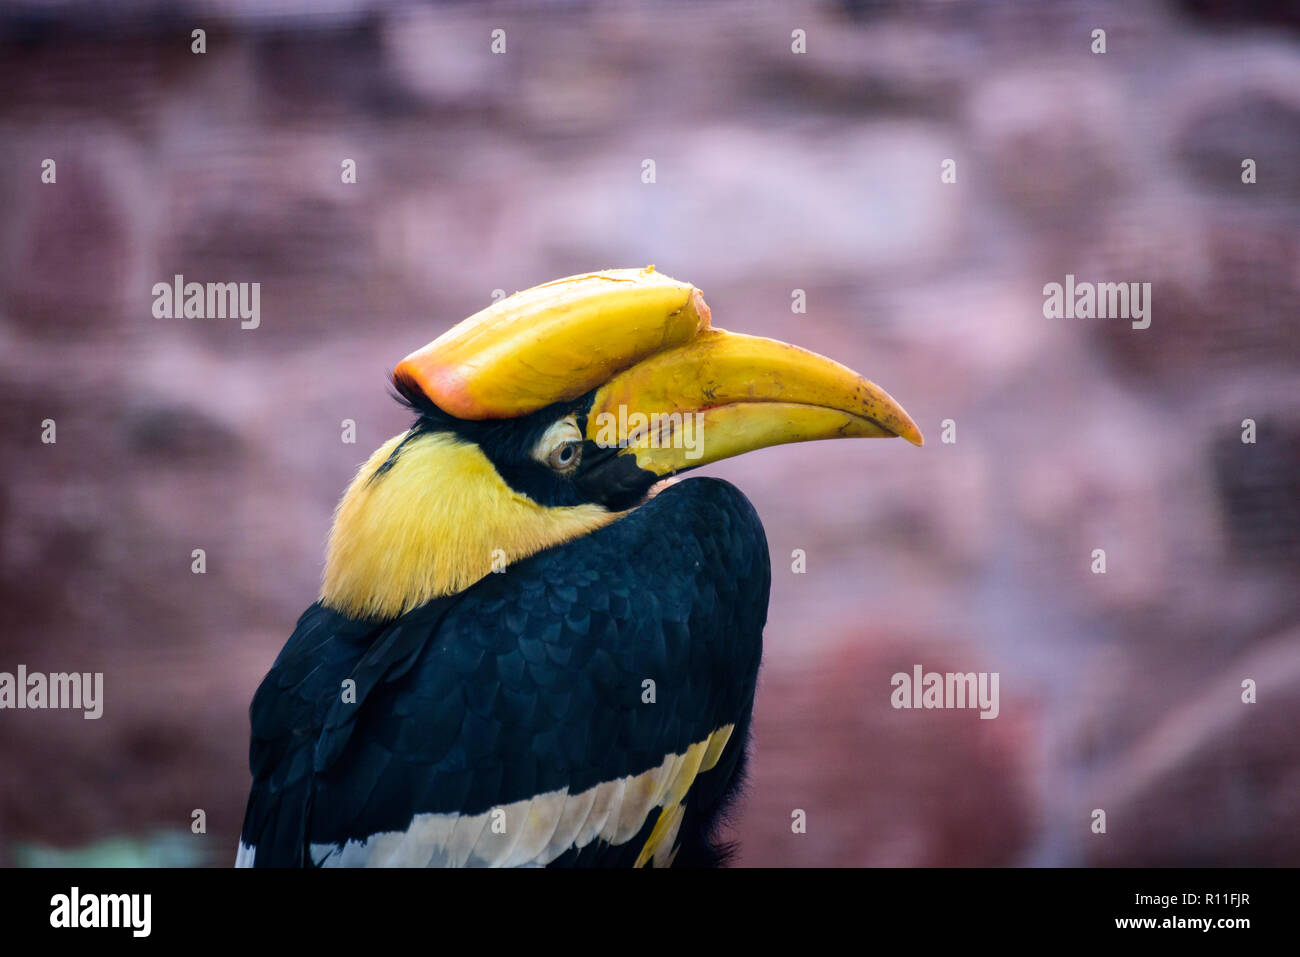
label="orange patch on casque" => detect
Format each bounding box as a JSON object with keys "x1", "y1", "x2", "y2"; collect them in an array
[{"x1": 394, "y1": 355, "x2": 481, "y2": 419}]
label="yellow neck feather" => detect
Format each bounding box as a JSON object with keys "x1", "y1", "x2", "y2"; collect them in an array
[{"x1": 321, "y1": 430, "x2": 620, "y2": 620}]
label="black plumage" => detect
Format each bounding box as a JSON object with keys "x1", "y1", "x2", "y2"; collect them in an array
[{"x1": 240, "y1": 477, "x2": 769, "y2": 867}]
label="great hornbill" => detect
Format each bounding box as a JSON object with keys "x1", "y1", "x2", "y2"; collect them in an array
[{"x1": 238, "y1": 267, "x2": 921, "y2": 867}]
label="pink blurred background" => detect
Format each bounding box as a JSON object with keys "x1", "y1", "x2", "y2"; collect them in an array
[{"x1": 1, "y1": 0, "x2": 1297, "y2": 866}]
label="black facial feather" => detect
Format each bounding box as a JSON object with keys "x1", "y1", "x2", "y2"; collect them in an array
[{"x1": 387, "y1": 374, "x2": 660, "y2": 509}]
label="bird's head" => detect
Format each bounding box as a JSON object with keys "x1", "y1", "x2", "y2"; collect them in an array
[{"x1": 321, "y1": 267, "x2": 922, "y2": 620}]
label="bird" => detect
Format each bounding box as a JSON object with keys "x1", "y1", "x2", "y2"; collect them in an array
[{"x1": 237, "y1": 266, "x2": 921, "y2": 867}]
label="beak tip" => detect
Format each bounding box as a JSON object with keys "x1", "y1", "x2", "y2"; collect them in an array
[{"x1": 893, "y1": 416, "x2": 924, "y2": 447}]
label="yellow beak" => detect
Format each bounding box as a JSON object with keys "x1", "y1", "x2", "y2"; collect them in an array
[
  {"x1": 586, "y1": 327, "x2": 921, "y2": 476},
  {"x1": 395, "y1": 267, "x2": 921, "y2": 478}
]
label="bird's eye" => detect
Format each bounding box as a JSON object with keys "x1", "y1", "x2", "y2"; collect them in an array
[
  {"x1": 534, "y1": 418, "x2": 583, "y2": 473},
  {"x1": 548, "y1": 440, "x2": 581, "y2": 472}
]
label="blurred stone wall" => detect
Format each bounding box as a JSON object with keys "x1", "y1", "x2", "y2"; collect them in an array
[{"x1": 0, "y1": 0, "x2": 1296, "y2": 865}]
